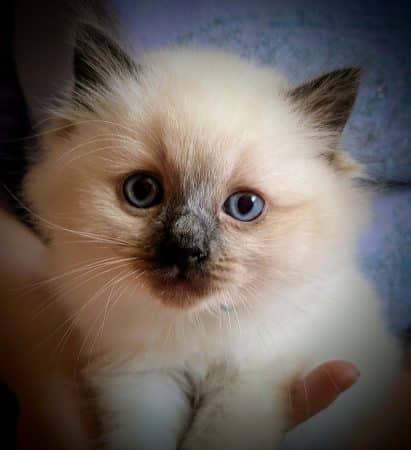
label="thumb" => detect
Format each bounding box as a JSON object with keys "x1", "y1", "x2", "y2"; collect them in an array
[{"x1": 288, "y1": 360, "x2": 360, "y2": 430}]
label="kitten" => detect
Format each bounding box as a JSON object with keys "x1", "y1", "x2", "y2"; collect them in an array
[{"x1": 23, "y1": 24, "x2": 401, "y2": 450}]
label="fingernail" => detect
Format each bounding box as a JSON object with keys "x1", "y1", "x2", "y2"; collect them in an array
[{"x1": 338, "y1": 365, "x2": 360, "y2": 389}]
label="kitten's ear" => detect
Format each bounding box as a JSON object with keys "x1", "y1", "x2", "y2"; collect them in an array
[
  {"x1": 289, "y1": 68, "x2": 362, "y2": 133},
  {"x1": 289, "y1": 68, "x2": 362, "y2": 175},
  {"x1": 73, "y1": 23, "x2": 137, "y2": 104}
]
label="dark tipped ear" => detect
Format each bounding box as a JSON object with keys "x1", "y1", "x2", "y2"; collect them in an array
[
  {"x1": 73, "y1": 24, "x2": 137, "y2": 103},
  {"x1": 288, "y1": 68, "x2": 362, "y2": 132}
]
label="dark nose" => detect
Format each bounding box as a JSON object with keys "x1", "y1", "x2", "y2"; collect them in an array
[
  {"x1": 163, "y1": 241, "x2": 208, "y2": 271},
  {"x1": 158, "y1": 213, "x2": 210, "y2": 272}
]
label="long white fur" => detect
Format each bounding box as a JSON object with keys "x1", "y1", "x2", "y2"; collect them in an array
[{"x1": 23, "y1": 46, "x2": 401, "y2": 449}]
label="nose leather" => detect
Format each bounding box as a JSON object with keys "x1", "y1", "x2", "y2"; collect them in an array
[{"x1": 159, "y1": 213, "x2": 209, "y2": 271}]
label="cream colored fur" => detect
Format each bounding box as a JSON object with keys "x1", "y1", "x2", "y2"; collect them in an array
[{"x1": 23, "y1": 46, "x2": 401, "y2": 449}]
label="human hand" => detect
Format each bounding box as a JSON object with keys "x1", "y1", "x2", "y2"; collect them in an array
[{"x1": 0, "y1": 201, "x2": 96, "y2": 450}]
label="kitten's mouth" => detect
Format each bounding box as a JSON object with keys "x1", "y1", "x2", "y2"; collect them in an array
[
  {"x1": 139, "y1": 221, "x2": 220, "y2": 307},
  {"x1": 146, "y1": 264, "x2": 216, "y2": 308}
]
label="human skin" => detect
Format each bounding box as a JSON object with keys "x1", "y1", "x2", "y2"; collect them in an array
[
  {"x1": 0, "y1": 200, "x2": 97, "y2": 450},
  {"x1": 0, "y1": 201, "x2": 359, "y2": 450}
]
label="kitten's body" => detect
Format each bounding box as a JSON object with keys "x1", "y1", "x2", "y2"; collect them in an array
[
  {"x1": 84, "y1": 268, "x2": 398, "y2": 450},
  {"x1": 23, "y1": 27, "x2": 401, "y2": 450}
]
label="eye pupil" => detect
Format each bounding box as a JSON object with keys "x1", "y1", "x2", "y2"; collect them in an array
[
  {"x1": 123, "y1": 173, "x2": 163, "y2": 208},
  {"x1": 133, "y1": 178, "x2": 153, "y2": 200},
  {"x1": 237, "y1": 194, "x2": 254, "y2": 215}
]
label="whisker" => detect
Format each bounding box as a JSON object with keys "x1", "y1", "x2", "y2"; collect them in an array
[
  {"x1": 21, "y1": 255, "x2": 127, "y2": 294},
  {"x1": 3, "y1": 186, "x2": 130, "y2": 247},
  {"x1": 56, "y1": 136, "x2": 135, "y2": 167},
  {"x1": 89, "y1": 283, "x2": 121, "y2": 356},
  {"x1": 53, "y1": 239, "x2": 133, "y2": 248},
  {"x1": 227, "y1": 295, "x2": 242, "y2": 335},
  {"x1": 76, "y1": 268, "x2": 136, "y2": 361},
  {"x1": 4, "y1": 118, "x2": 144, "y2": 144},
  {"x1": 36, "y1": 261, "x2": 133, "y2": 350},
  {"x1": 54, "y1": 267, "x2": 131, "y2": 360},
  {"x1": 29, "y1": 257, "x2": 135, "y2": 318},
  {"x1": 85, "y1": 268, "x2": 146, "y2": 367},
  {"x1": 59, "y1": 144, "x2": 130, "y2": 169}
]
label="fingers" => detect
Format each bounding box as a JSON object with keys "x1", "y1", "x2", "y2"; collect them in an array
[
  {"x1": 0, "y1": 206, "x2": 95, "y2": 450},
  {"x1": 288, "y1": 360, "x2": 360, "y2": 429},
  {"x1": 0, "y1": 203, "x2": 47, "y2": 283}
]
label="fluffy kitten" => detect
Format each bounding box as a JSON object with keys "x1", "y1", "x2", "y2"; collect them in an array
[{"x1": 23, "y1": 24, "x2": 401, "y2": 450}]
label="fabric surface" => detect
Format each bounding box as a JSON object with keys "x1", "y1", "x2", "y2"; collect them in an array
[{"x1": 359, "y1": 188, "x2": 411, "y2": 332}]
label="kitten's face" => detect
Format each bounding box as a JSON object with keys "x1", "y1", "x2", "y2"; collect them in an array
[{"x1": 24, "y1": 26, "x2": 364, "y2": 314}]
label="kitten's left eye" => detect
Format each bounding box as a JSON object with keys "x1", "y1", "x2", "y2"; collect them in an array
[
  {"x1": 123, "y1": 173, "x2": 163, "y2": 208},
  {"x1": 223, "y1": 191, "x2": 265, "y2": 222}
]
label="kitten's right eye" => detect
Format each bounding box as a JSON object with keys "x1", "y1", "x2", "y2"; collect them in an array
[
  {"x1": 223, "y1": 191, "x2": 265, "y2": 222},
  {"x1": 123, "y1": 173, "x2": 163, "y2": 208}
]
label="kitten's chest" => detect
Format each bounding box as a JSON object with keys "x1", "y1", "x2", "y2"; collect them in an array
[
  {"x1": 95, "y1": 306, "x2": 288, "y2": 380},
  {"x1": 82, "y1": 274, "x2": 358, "y2": 378}
]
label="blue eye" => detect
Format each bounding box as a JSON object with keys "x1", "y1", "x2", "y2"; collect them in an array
[
  {"x1": 223, "y1": 191, "x2": 265, "y2": 222},
  {"x1": 123, "y1": 173, "x2": 163, "y2": 208}
]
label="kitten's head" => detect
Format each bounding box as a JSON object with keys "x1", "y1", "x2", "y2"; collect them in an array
[{"x1": 24, "y1": 25, "x2": 366, "y2": 314}]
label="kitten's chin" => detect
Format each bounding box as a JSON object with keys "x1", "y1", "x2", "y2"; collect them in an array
[{"x1": 147, "y1": 271, "x2": 217, "y2": 309}]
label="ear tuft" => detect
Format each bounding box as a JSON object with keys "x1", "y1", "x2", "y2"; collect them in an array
[
  {"x1": 73, "y1": 24, "x2": 137, "y2": 107},
  {"x1": 289, "y1": 67, "x2": 362, "y2": 132},
  {"x1": 324, "y1": 150, "x2": 362, "y2": 175}
]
